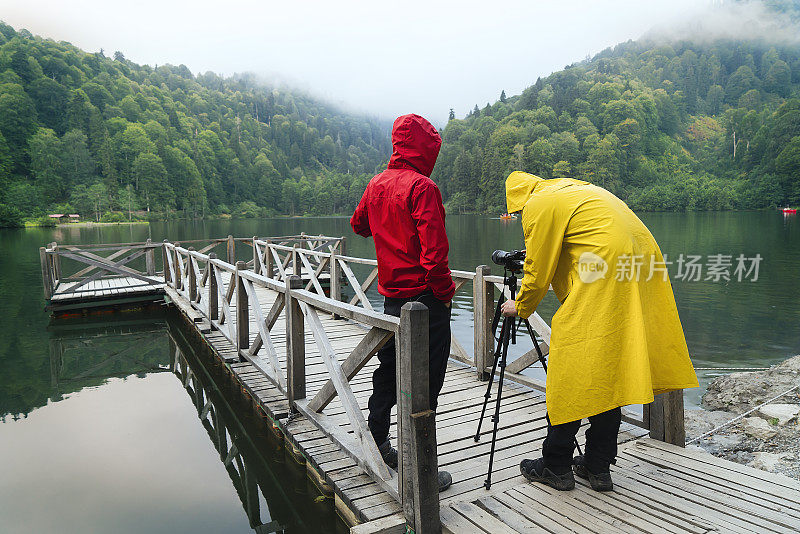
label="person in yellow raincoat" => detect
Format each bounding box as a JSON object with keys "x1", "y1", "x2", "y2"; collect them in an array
[{"x1": 500, "y1": 171, "x2": 698, "y2": 492}]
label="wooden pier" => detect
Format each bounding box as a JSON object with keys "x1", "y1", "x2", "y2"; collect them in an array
[{"x1": 41, "y1": 235, "x2": 800, "y2": 533}]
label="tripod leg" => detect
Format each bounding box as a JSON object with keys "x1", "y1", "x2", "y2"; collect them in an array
[
  {"x1": 484, "y1": 318, "x2": 511, "y2": 490},
  {"x1": 474, "y1": 320, "x2": 507, "y2": 441}
]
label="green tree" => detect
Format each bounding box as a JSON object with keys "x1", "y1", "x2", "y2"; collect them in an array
[
  {"x1": 775, "y1": 136, "x2": 800, "y2": 203},
  {"x1": 552, "y1": 160, "x2": 571, "y2": 177},
  {"x1": 0, "y1": 132, "x2": 12, "y2": 189},
  {"x1": 132, "y1": 152, "x2": 168, "y2": 211},
  {"x1": 112, "y1": 123, "x2": 157, "y2": 183},
  {"x1": 0, "y1": 204, "x2": 24, "y2": 227},
  {"x1": 60, "y1": 130, "x2": 96, "y2": 188},
  {"x1": 765, "y1": 60, "x2": 791, "y2": 97},
  {"x1": 586, "y1": 134, "x2": 620, "y2": 191},
  {"x1": 0, "y1": 83, "x2": 38, "y2": 171},
  {"x1": 726, "y1": 66, "x2": 758, "y2": 104},
  {"x1": 116, "y1": 184, "x2": 138, "y2": 220},
  {"x1": 27, "y1": 78, "x2": 70, "y2": 134},
  {"x1": 29, "y1": 128, "x2": 63, "y2": 202},
  {"x1": 524, "y1": 139, "x2": 555, "y2": 177}
]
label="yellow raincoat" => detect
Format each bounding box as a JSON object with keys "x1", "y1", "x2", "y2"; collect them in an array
[{"x1": 506, "y1": 172, "x2": 698, "y2": 425}]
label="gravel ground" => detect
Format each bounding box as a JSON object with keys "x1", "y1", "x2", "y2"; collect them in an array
[{"x1": 685, "y1": 354, "x2": 800, "y2": 481}]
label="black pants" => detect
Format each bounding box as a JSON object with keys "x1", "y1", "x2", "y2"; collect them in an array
[
  {"x1": 367, "y1": 291, "x2": 451, "y2": 446},
  {"x1": 542, "y1": 407, "x2": 621, "y2": 474}
]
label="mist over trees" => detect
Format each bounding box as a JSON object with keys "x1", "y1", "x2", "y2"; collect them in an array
[
  {"x1": 435, "y1": 33, "x2": 800, "y2": 213},
  {"x1": 0, "y1": 21, "x2": 391, "y2": 226},
  {"x1": 3, "y1": 2, "x2": 800, "y2": 226}
]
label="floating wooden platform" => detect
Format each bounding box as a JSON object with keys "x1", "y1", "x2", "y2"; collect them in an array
[
  {"x1": 51, "y1": 275, "x2": 166, "y2": 303},
  {"x1": 41, "y1": 236, "x2": 800, "y2": 533}
]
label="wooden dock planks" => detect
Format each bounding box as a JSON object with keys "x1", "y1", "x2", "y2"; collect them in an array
[
  {"x1": 51, "y1": 275, "x2": 166, "y2": 302},
  {"x1": 49, "y1": 269, "x2": 800, "y2": 534}
]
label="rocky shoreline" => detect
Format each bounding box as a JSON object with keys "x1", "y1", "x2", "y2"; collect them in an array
[{"x1": 685, "y1": 354, "x2": 800, "y2": 480}]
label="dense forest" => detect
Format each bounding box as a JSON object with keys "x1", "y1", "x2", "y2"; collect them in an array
[
  {"x1": 435, "y1": 31, "x2": 800, "y2": 212},
  {"x1": 0, "y1": 21, "x2": 391, "y2": 226},
  {"x1": 3, "y1": 1, "x2": 800, "y2": 225}
]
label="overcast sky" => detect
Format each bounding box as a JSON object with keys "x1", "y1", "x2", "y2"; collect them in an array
[{"x1": 2, "y1": 0, "x2": 710, "y2": 124}]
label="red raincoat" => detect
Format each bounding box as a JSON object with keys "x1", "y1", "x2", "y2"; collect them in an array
[{"x1": 351, "y1": 114, "x2": 455, "y2": 302}]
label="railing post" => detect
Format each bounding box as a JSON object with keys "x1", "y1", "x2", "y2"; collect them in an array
[
  {"x1": 474, "y1": 265, "x2": 493, "y2": 380},
  {"x1": 173, "y1": 243, "x2": 182, "y2": 291},
  {"x1": 339, "y1": 236, "x2": 347, "y2": 257},
  {"x1": 236, "y1": 261, "x2": 249, "y2": 361},
  {"x1": 398, "y1": 302, "x2": 440, "y2": 534},
  {"x1": 291, "y1": 244, "x2": 299, "y2": 278},
  {"x1": 208, "y1": 253, "x2": 218, "y2": 321},
  {"x1": 48, "y1": 242, "x2": 62, "y2": 282},
  {"x1": 145, "y1": 238, "x2": 155, "y2": 276},
  {"x1": 227, "y1": 235, "x2": 235, "y2": 264},
  {"x1": 286, "y1": 275, "x2": 305, "y2": 410},
  {"x1": 188, "y1": 247, "x2": 197, "y2": 302},
  {"x1": 40, "y1": 246, "x2": 53, "y2": 300},
  {"x1": 264, "y1": 240, "x2": 274, "y2": 279},
  {"x1": 330, "y1": 249, "x2": 341, "y2": 318},
  {"x1": 252, "y1": 236, "x2": 262, "y2": 275},
  {"x1": 645, "y1": 390, "x2": 685, "y2": 446},
  {"x1": 162, "y1": 240, "x2": 171, "y2": 285}
]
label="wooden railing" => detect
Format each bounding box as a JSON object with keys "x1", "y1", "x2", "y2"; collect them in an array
[
  {"x1": 162, "y1": 239, "x2": 440, "y2": 532},
  {"x1": 40, "y1": 239, "x2": 164, "y2": 299},
  {"x1": 42, "y1": 233, "x2": 686, "y2": 527}
]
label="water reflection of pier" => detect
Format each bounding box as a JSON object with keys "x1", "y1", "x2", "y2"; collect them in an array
[
  {"x1": 46, "y1": 317, "x2": 171, "y2": 405},
  {"x1": 168, "y1": 325, "x2": 314, "y2": 534}
]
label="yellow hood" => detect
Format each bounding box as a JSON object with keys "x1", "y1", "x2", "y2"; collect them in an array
[{"x1": 505, "y1": 171, "x2": 543, "y2": 214}]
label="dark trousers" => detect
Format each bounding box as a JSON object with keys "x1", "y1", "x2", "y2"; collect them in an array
[
  {"x1": 542, "y1": 407, "x2": 621, "y2": 474},
  {"x1": 367, "y1": 291, "x2": 451, "y2": 445}
]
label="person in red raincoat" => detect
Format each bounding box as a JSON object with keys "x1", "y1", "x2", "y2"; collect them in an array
[{"x1": 351, "y1": 114, "x2": 455, "y2": 490}]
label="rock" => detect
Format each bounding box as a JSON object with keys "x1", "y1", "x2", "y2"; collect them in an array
[
  {"x1": 708, "y1": 433, "x2": 745, "y2": 450},
  {"x1": 749, "y1": 452, "x2": 786, "y2": 472},
  {"x1": 741, "y1": 417, "x2": 778, "y2": 440},
  {"x1": 684, "y1": 409, "x2": 737, "y2": 440},
  {"x1": 702, "y1": 354, "x2": 800, "y2": 414},
  {"x1": 758, "y1": 403, "x2": 800, "y2": 426}
]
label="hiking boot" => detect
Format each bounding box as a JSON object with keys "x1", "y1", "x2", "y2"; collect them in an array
[
  {"x1": 438, "y1": 470, "x2": 452, "y2": 492},
  {"x1": 520, "y1": 458, "x2": 575, "y2": 491},
  {"x1": 377, "y1": 440, "x2": 398, "y2": 469},
  {"x1": 573, "y1": 455, "x2": 613, "y2": 491}
]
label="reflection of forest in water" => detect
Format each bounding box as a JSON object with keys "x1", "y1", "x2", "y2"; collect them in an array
[
  {"x1": 0, "y1": 310, "x2": 342, "y2": 533},
  {"x1": 1, "y1": 310, "x2": 171, "y2": 421}
]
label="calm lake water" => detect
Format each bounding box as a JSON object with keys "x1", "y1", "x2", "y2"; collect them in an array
[{"x1": 1, "y1": 212, "x2": 798, "y2": 533}]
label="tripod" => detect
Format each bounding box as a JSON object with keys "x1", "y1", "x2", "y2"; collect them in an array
[{"x1": 474, "y1": 269, "x2": 582, "y2": 490}]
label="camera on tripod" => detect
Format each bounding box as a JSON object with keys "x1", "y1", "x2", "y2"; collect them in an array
[
  {"x1": 476, "y1": 247, "x2": 581, "y2": 489},
  {"x1": 491, "y1": 249, "x2": 525, "y2": 272}
]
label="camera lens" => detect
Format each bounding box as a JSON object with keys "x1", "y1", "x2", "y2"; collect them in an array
[{"x1": 491, "y1": 250, "x2": 506, "y2": 265}]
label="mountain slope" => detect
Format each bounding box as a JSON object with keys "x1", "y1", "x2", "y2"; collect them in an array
[
  {"x1": 434, "y1": 5, "x2": 800, "y2": 212},
  {"x1": 0, "y1": 21, "x2": 391, "y2": 224}
]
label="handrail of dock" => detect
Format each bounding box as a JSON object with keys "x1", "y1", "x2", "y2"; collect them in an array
[{"x1": 41, "y1": 234, "x2": 688, "y2": 532}]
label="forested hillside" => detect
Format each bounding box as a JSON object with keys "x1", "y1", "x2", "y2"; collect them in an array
[
  {"x1": 0, "y1": 22, "x2": 391, "y2": 226},
  {"x1": 435, "y1": 30, "x2": 800, "y2": 212}
]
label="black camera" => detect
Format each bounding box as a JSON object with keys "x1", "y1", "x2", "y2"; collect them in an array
[{"x1": 491, "y1": 249, "x2": 525, "y2": 272}]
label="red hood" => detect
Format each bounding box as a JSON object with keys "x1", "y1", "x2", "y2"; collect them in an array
[{"x1": 387, "y1": 114, "x2": 441, "y2": 177}]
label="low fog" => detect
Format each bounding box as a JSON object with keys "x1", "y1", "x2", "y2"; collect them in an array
[{"x1": 2, "y1": 0, "x2": 797, "y2": 123}]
